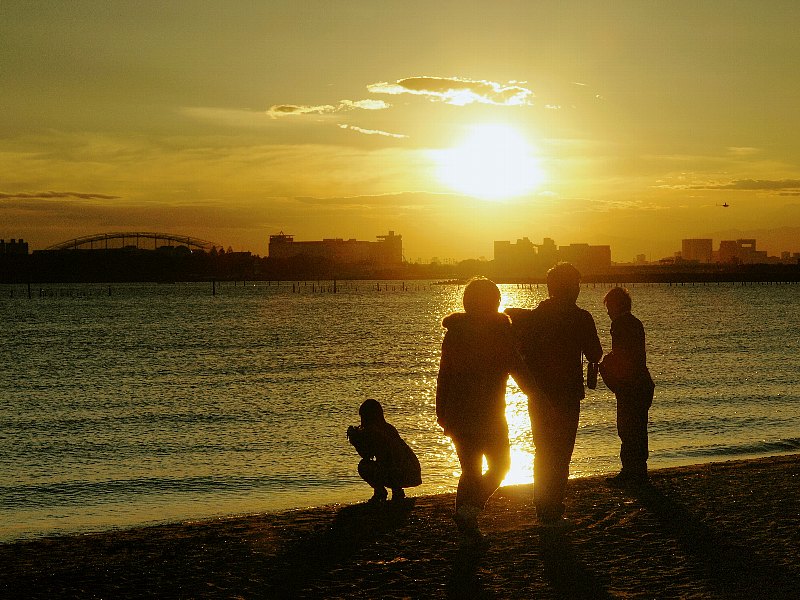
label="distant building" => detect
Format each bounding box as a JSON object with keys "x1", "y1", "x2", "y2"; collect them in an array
[
  {"x1": 0, "y1": 238, "x2": 28, "y2": 255},
  {"x1": 493, "y1": 237, "x2": 537, "y2": 276},
  {"x1": 537, "y1": 237, "x2": 559, "y2": 268},
  {"x1": 268, "y1": 231, "x2": 403, "y2": 265},
  {"x1": 493, "y1": 237, "x2": 611, "y2": 277},
  {"x1": 717, "y1": 239, "x2": 768, "y2": 264},
  {"x1": 558, "y1": 243, "x2": 612, "y2": 274},
  {"x1": 682, "y1": 239, "x2": 713, "y2": 263}
]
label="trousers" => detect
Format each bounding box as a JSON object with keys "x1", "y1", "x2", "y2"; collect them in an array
[
  {"x1": 616, "y1": 391, "x2": 652, "y2": 475},
  {"x1": 530, "y1": 398, "x2": 580, "y2": 520}
]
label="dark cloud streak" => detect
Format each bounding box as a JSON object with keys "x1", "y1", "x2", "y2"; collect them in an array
[
  {"x1": 691, "y1": 179, "x2": 800, "y2": 191},
  {"x1": 0, "y1": 191, "x2": 120, "y2": 201}
]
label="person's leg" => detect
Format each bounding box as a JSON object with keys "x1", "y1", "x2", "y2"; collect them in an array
[
  {"x1": 358, "y1": 459, "x2": 388, "y2": 500},
  {"x1": 476, "y1": 426, "x2": 511, "y2": 508},
  {"x1": 548, "y1": 401, "x2": 580, "y2": 518},
  {"x1": 530, "y1": 399, "x2": 559, "y2": 521},
  {"x1": 531, "y1": 398, "x2": 579, "y2": 521},
  {"x1": 453, "y1": 438, "x2": 484, "y2": 511},
  {"x1": 450, "y1": 437, "x2": 489, "y2": 540},
  {"x1": 617, "y1": 394, "x2": 650, "y2": 478}
]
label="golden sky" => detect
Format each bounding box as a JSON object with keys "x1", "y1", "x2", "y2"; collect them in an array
[{"x1": 2, "y1": 1, "x2": 800, "y2": 262}]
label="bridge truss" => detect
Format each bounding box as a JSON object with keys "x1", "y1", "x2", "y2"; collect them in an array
[{"x1": 45, "y1": 232, "x2": 219, "y2": 252}]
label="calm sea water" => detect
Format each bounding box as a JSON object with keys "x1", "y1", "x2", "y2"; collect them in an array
[{"x1": 2, "y1": 280, "x2": 799, "y2": 541}]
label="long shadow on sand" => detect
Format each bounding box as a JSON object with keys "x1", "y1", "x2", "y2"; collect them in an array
[
  {"x1": 537, "y1": 528, "x2": 614, "y2": 600},
  {"x1": 264, "y1": 501, "x2": 414, "y2": 598},
  {"x1": 447, "y1": 542, "x2": 495, "y2": 600},
  {"x1": 633, "y1": 483, "x2": 800, "y2": 599},
  {"x1": 446, "y1": 528, "x2": 613, "y2": 600}
]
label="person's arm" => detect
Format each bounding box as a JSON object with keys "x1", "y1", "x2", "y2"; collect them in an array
[
  {"x1": 501, "y1": 320, "x2": 553, "y2": 412},
  {"x1": 435, "y1": 334, "x2": 458, "y2": 432},
  {"x1": 346, "y1": 426, "x2": 375, "y2": 459},
  {"x1": 583, "y1": 313, "x2": 603, "y2": 364}
]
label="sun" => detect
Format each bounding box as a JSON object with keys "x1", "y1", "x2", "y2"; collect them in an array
[{"x1": 433, "y1": 124, "x2": 545, "y2": 200}]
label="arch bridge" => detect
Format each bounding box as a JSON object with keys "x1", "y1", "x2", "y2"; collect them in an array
[{"x1": 45, "y1": 232, "x2": 219, "y2": 252}]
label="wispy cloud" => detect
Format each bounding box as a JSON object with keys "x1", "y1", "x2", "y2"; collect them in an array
[
  {"x1": 0, "y1": 191, "x2": 120, "y2": 201},
  {"x1": 294, "y1": 192, "x2": 453, "y2": 207},
  {"x1": 691, "y1": 179, "x2": 800, "y2": 191},
  {"x1": 727, "y1": 146, "x2": 761, "y2": 156},
  {"x1": 266, "y1": 99, "x2": 390, "y2": 118},
  {"x1": 337, "y1": 124, "x2": 408, "y2": 139},
  {"x1": 367, "y1": 76, "x2": 534, "y2": 106}
]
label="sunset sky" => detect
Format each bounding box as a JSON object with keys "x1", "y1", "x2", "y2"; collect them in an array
[{"x1": 2, "y1": 1, "x2": 800, "y2": 262}]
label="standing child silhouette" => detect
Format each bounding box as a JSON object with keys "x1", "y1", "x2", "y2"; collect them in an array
[{"x1": 600, "y1": 287, "x2": 655, "y2": 485}]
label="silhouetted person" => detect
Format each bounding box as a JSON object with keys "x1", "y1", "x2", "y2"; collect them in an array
[
  {"x1": 505, "y1": 262, "x2": 602, "y2": 526},
  {"x1": 347, "y1": 399, "x2": 421, "y2": 503},
  {"x1": 436, "y1": 277, "x2": 541, "y2": 544},
  {"x1": 599, "y1": 287, "x2": 655, "y2": 485}
]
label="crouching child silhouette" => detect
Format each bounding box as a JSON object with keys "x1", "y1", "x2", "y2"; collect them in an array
[
  {"x1": 347, "y1": 399, "x2": 422, "y2": 504},
  {"x1": 599, "y1": 287, "x2": 655, "y2": 486}
]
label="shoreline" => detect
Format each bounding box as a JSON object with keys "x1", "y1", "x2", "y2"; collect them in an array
[{"x1": 3, "y1": 453, "x2": 799, "y2": 599}]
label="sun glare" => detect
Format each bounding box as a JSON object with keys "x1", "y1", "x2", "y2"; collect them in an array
[{"x1": 433, "y1": 124, "x2": 545, "y2": 201}]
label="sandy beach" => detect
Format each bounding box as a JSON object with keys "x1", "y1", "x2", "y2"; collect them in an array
[{"x1": 2, "y1": 453, "x2": 799, "y2": 599}]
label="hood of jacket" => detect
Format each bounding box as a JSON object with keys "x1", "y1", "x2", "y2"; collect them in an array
[{"x1": 441, "y1": 310, "x2": 511, "y2": 331}]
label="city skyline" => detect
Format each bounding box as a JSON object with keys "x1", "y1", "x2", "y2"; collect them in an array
[
  {"x1": 2, "y1": 2, "x2": 800, "y2": 261},
  {"x1": 6, "y1": 228, "x2": 797, "y2": 269}
]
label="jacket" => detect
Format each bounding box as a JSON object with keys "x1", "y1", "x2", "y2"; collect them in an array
[
  {"x1": 599, "y1": 311, "x2": 655, "y2": 397},
  {"x1": 436, "y1": 311, "x2": 535, "y2": 437},
  {"x1": 348, "y1": 421, "x2": 422, "y2": 487},
  {"x1": 506, "y1": 298, "x2": 603, "y2": 401}
]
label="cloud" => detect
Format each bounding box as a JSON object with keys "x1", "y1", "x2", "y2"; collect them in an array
[
  {"x1": 0, "y1": 191, "x2": 120, "y2": 201},
  {"x1": 338, "y1": 99, "x2": 389, "y2": 111},
  {"x1": 727, "y1": 147, "x2": 761, "y2": 156},
  {"x1": 367, "y1": 76, "x2": 534, "y2": 106},
  {"x1": 266, "y1": 104, "x2": 337, "y2": 118},
  {"x1": 691, "y1": 179, "x2": 800, "y2": 191},
  {"x1": 267, "y1": 99, "x2": 389, "y2": 118},
  {"x1": 294, "y1": 192, "x2": 455, "y2": 207},
  {"x1": 337, "y1": 124, "x2": 408, "y2": 139}
]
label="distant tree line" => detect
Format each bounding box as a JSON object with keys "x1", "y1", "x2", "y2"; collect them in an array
[{"x1": 1, "y1": 247, "x2": 798, "y2": 284}]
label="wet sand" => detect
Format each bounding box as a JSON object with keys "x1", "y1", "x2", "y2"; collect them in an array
[{"x1": 2, "y1": 453, "x2": 799, "y2": 599}]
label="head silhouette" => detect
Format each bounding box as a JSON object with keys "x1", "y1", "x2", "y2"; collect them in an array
[
  {"x1": 359, "y1": 398, "x2": 385, "y2": 426},
  {"x1": 604, "y1": 287, "x2": 632, "y2": 319},
  {"x1": 462, "y1": 277, "x2": 501, "y2": 314},
  {"x1": 546, "y1": 262, "x2": 581, "y2": 303}
]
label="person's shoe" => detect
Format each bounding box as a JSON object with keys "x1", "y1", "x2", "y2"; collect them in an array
[
  {"x1": 366, "y1": 488, "x2": 388, "y2": 504},
  {"x1": 389, "y1": 489, "x2": 415, "y2": 510},
  {"x1": 454, "y1": 507, "x2": 489, "y2": 550},
  {"x1": 453, "y1": 504, "x2": 482, "y2": 539}
]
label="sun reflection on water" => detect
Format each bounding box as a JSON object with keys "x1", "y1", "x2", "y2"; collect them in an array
[{"x1": 502, "y1": 383, "x2": 534, "y2": 486}]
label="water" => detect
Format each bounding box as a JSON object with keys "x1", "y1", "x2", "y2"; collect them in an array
[{"x1": 2, "y1": 281, "x2": 799, "y2": 542}]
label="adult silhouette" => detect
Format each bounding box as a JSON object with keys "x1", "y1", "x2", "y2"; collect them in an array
[
  {"x1": 436, "y1": 277, "x2": 540, "y2": 544},
  {"x1": 505, "y1": 263, "x2": 602, "y2": 526}
]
